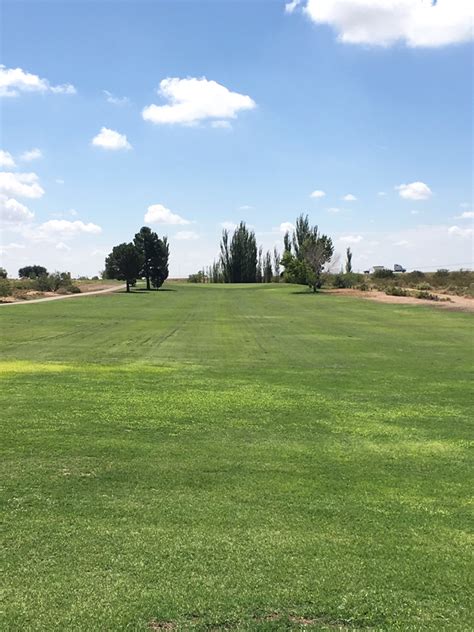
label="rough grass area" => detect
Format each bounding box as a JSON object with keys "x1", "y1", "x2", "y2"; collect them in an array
[{"x1": 1, "y1": 283, "x2": 472, "y2": 631}]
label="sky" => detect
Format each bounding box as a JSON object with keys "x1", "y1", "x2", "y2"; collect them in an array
[{"x1": 1, "y1": 0, "x2": 473, "y2": 277}]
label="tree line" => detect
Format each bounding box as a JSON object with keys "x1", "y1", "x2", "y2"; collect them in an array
[
  {"x1": 105, "y1": 226, "x2": 169, "y2": 292},
  {"x1": 190, "y1": 214, "x2": 334, "y2": 292}
]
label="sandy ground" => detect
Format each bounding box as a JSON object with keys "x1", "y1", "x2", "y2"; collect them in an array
[
  {"x1": 0, "y1": 284, "x2": 125, "y2": 306},
  {"x1": 326, "y1": 288, "x2": 474, "y2": 313}
]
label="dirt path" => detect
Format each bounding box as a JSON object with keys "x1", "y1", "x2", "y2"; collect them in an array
[
  {"x1": 0, "y1": 284, "x2": 126, "y2": 306},
  {"x1": 326, "y1": 288, "x2": 474, "y2": 313}
]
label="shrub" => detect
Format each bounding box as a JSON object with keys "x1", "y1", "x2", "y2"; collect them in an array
[
  {"x1": 0, "y1": 278, "x2": 11, "y2": 297},
  {"x1": 406, "y1": 270, "x2": 425, "y2": 284},
  {"x1": 0, "y1": 267, "x2": 7, "y2": 279},
  {"x1": 357, "y1": 282, "x2": 369, "y2": 291},
  {"x1": 373, "y1": 268, "x2": 394, "y2": 279},
  {"x1": 385, "y1": 286, "x2": 408, "y2": 297},
  {"x1": 416, "y1": 290, "x2": 439, "y2": 300},
  {"x1": 417, "y1": 282, "x2": 432, "y2": 291}
]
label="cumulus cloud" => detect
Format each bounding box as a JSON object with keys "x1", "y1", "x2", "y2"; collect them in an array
[
  {"x1": 0, "y1": 195, "x2": 34, "y2": 224},
  {"x1": 56, "y1": 242, "x2": 71, "y2": 251},
  {"x1": 339, "y1": 234, "x2": 363, "y2": 244},
  {"x1": 342, "y1": 193, "x2": 357, "y2": 201},
  {"x1": 142, "y1": 77, "x2": 256, "y2": 126},
  {"x1": 448, "y1": 225, "x2": 474, "y2": 238},
  {"x1": 91, "y1": 127, "x2": 132, "y2": 150},
  {"x1": 456, "y1": 211, "x2": 474, "y2": 219},
  {"x1": 211, "y1": 120, "x2": 233, "y2": 129},
  {"x1": 0, "y1": 172, "x2": 44, "y2": 199},
  {"x1": 0, "y1": 65, "x2": 76, "y2": 97},
  {"x1": 103, "y1": 90, "x2": 129, "y2": 105},
  {"x1": 310, "y1": 189, "x2": 326, "y2": 198},
  {"x1": 285, "y1": 0, "x2": 302, "y2": 14},
  {"x1": 145, "y1": 204, "x2": 190, "y2": 225},
  {"x1": 303, "y1": 0, "x2": 474, "y2": 48},
  {"x1": 0, "y1": 150, "x2": 16, "y2": 168},
  {"x1": 280, "y1": 221, "x2": 295, "y2": 233},
  {"x1": 36, "y1": 219, "x2": 102, "y2": 240},
  {"x1": 20, "y1": 148, "x2": 42, "y2": 162},
  {"x1": 175, "y1": 230, "x2": 199, "y2": 240},
  {"x1": 396, "y1": 181, "x2": 432, "y2": 201}
]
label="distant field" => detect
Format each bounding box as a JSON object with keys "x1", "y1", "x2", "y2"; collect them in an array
[{"x1": 1, "y1": 283, "x2": 472, "y2": 631}]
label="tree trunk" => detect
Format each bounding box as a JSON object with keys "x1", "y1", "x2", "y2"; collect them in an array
[{"x1": 126, "y1": 280, "x2": 130, "y2": 292}]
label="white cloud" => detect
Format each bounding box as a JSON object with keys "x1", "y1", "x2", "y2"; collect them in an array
[
  {"x1": 142, "y1": 77, "x2": 256, "y2": 126},
  {"x1": 456, "y1": 211, "x2": 474, "y2": 219},
  {"x1": 342, "y1": 193, "x2": 357, "y2": 201},
  {"x1": 56, "y1": 241, "x2": 71, "y2": 251},
  {"x1": 285, "y1": 0, "x2": 302, "y2": 14},
  {"x1": 393, "y1": 240, "x2": 410, "y2": 247},
  {"x1": 0, "y1": 195, "x2": 34, "y2": 224},
  {"x1": 211, "y1": 120, "x2": 232, "y2": 129},
  {"x1": 310, "y1": 189, "x2": 326, "y2": 198},
  {"x1": 1, "y1": 242, "x2": 25, "y2": 250},
  {"x1": 303, "y1": 0, "x2": 474, "y2": 48},
  {"x1": 20, "y1": 148, "x2": 42, "y2": 162},
  {"x1": 280, "y1": 221, "x2": 295, "y2": 234},
  {"x1": 175, "y1": 230, "x2": 199, "y2": 240},
  {"x1": 327, "y1": 207, "x2": 341, "y2": 214},
  {"x1": 448, "y1": 225, "x2": 474, "y2": 238},
  {"x1": 144, "y1": 204, "x2": 190, "y2": 225},
  {"x1": 37, "y1": 219, "x2": 102, "y2": 240},
  {"x1": 0, "y1": 150, "x2": 16, "y2": 168},
  {"x1": 220, "y1": 221, "x2": 238, "y2": 231},
  {"x1": 396, "y1": 181, "x2": 432, "y2": 201},
  {"x1": 91, "y1": 127, "x2": 131, "y2": 150},
  {"x1": 0, "y1": 65, "x2": 76, "y2": 97},
  {"x1": 103, "y1": 90, "x2": 129, "y2": 105},
  {"x1": 0, "y1": 172, "x2": 44, "y2": 199},
  {"x1": 339, "y1": 234, "x2": 363, "y2": 244}
]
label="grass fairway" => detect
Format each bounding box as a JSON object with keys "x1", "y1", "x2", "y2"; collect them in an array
[{"x1": 1, "y1": 283, "x2": 472, "y2": 631}]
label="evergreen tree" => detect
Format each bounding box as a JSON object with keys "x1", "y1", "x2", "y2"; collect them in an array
[
  {"x1": 105, "y1": 243, "x2": 143, "y2": 292},
  {"x1": 345, "y1": 247, "x2": 353, "y2": 274}
]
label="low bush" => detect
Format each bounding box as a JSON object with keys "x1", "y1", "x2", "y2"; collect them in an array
[
  {"x1": 385, "y1": 286, "x2": 409, "y2": 297},
  {"x1": 0, "y1": 278, "x2": 11, "y2": 297},
  {"x1": 373, "y1": 268, "x2": 394, "y2": 279}
]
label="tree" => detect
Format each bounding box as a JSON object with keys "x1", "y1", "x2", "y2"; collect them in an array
[
  {"x1": 105, "y1": 243, "x2": 143, "y2": 292},
  {"x1": 18, "y1": 265, "x2": 47, "y2": 278},
  {"x1": 345, "y1": 247, "x2": 353, "y2": 274},
  {"x1": 302, "y1": 233, "x2": 334, "y2": 292},
  {"x1": 263, "y1": 251, "x2": 273, "y2": 283},
  {"x1": 273, "y1": 248, "x2": 280, "y2": 279},
  {"x1": 0, "y1": 267, "x2": 7, "y2": 279},
  {"x1": 149, "y1": 236, "x2": 169, "y2": 288},
  {"x1": 219, "y1": 222, "x2": 257, "y2": 283},
  {"x1": 134, "y1": 226, "x2": 156, "y2": 290},
  {"x1": 280, "y1": 214, "x2": 333, "y2": 291}
]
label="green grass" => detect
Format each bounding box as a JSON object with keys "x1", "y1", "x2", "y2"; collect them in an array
[{"x1": 1, "y1": 283, "x2": 472, "y2": 631}]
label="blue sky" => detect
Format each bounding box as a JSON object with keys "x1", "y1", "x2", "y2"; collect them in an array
[{"x1": 1, "y1": 0, "x2": 473, "y2": 276}]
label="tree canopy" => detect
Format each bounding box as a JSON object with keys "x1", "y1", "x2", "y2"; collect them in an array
[{"x1": 105, "y1": 243, "x2": 143, "y2": 292}]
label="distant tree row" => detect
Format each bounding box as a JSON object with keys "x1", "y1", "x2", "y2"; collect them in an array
[
  {"x1": 190, "y1": 214, "x2": 333, "y2": 292},
  {"x1": 105, "y1": 226, "x2": 169, "y2": 292}
]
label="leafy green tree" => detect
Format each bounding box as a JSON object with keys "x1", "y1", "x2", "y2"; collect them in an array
[
  {"x1": 264, "y1": 250, "x2": 273, "y2": 283},
  {"x1": 219, "y1": 222, "x2": 257, "y2": 283},
  {"x1": 0, "y1": 267, "x2": 7, "y2": 279},
  {"x1": 273, "y1": 248, "x2": 280, "y2": 279},
  {"x1": 345, "y1": 247, "x2": 353, "y2": 274},
  {"x1": 134, "y1": 226, "x2": 156, "y2": 290},
  {"x1": 281, "y1": 214, "x2": 333, "y2": 291},
  {"x1": 18, "y1": 265, "x2": 47, "y2": 278},
  {"x1": 149, "y1": 236, "x2": 169, "y2": 288},
  {"x1": 105, "y1": 243, "x2": 143, "y2": 292}
]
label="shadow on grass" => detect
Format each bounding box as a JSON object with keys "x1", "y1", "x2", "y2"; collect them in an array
[{"x1": 118, "y1": 287, "x2": 177, "y2": 294}]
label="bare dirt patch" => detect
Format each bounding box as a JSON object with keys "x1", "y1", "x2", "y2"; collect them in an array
[{"x1": 326, "y1": 288, "x2": 474, "y2": 313}]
